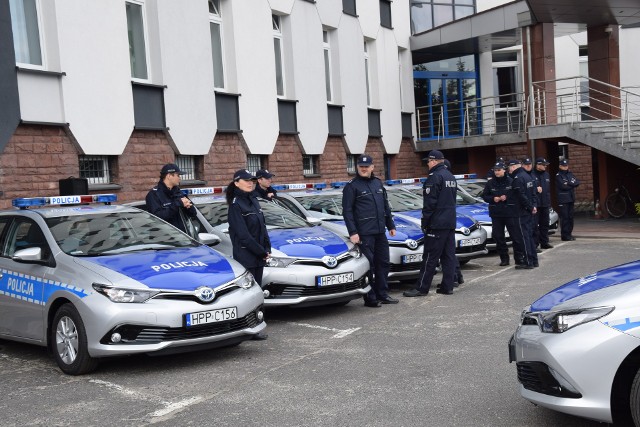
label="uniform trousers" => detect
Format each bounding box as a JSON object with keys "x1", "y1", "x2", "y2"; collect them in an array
[
  {"x1": 246, "y1": 266, "x2": 264, "y2": 287},
  {"x1": 359, "y1": 233, "x2": 391, "y2": 303},
  {"x1": 415, "y1": 229, "x2": 456, "y2": 294},
  {"x1": 557, "y1": 203, "x2": 575, "y2": 240},
  {"x1": 534, "y1": 207, "x2": 550, "y2": 247},
  {"x1": 491, "y1": 216, "x2": 516, "y2": 262},
  {"x1": 515, "y1": 215, "x2": 538, "y2": 266}
]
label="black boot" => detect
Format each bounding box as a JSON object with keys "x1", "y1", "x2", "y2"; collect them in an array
[{"x1": 499, "y1": 258, "x2": 510, "y2": 266}]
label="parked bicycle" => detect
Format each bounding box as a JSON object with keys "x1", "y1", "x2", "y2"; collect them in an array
[{"x1": 605, "y1": 184, "x2": 640, "y2": 218}]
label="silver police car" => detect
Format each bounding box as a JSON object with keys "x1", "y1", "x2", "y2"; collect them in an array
[
  {"x1": 509, "y1": 260, "x2": 640, "y2": 425},
  {"x1": 270, "y1": 185, "x2": 425, "y2": 282},
  {"x1": 0, "y1": 194, "x2": 265, "y2": 375},
  {"x1": 135, "y1": 187, "x2": 371, "y2": 308}
]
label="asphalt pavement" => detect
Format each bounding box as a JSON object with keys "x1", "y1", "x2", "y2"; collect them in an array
[{"x1": 1, "y1": 229, "x2": 640, "y2": 426}]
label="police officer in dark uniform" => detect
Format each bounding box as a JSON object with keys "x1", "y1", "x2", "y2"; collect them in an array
[
  {"x1": 442, "y1": 158, "x2": 463, "y2": 287},
  {"x1": 486, "y1": 157, "x2": 505, "y2": 180},
  {"x1": 253, "y1": 169, "x2": 278, "y2": 200},
  {"x1": 556, "y1": 159, "x2": 580, "y2": 241},
  {"x1": 145, "y1": 163, "x2": 197, "y2": 233},
  {"x1": 482, "y1": 161, "x2": 518, "y2": 266},
  {"x1": 508, "y1": 159, "x2": 538, "y2": 269},
  {"x1": 532, "y1": 157, "x2": 553, "y2": 249},
  {"x1": 342, "y1": 154, "x2": 398, "y2": 307},
  {"x1": 403, "y1": 150, "x2": 457, "y2": 296},
  {"x1": 522, "y1": 157, "x2": 540, "y2": 253}
]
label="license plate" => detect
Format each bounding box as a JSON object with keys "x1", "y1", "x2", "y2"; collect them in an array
[
  {"x1": 317, "y1": 272, "x2": 354, "y2": 287},
  {"x1": 459, "y1": 237, "x2": 481, "y2": 247},
  {"x1": 402, "y1": 253, "x2": 423, "y2": 263},
  {"x1": 185, "y1": 307, "x2": 237, "y2": 327}
]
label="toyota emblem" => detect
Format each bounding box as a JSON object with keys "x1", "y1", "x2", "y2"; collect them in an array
[
  {"x1": 195, "y1": 286, "x2": 215, "y2": 303},
  {"x1": 406, "y1": 239, "x2": 418, "y2": 250},
  {"x1": 461, "y1": 227, "x2": 471, "y2": 236},
  {"x1": 322, "y1": 256, "x2": 338, "y2": 268}
]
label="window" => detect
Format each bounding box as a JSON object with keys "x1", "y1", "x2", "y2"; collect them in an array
[
  {"x1": 347, "y1": 155, "x2": 358, "y2": 174},
  {"x1": 492, "y1": 52, "x2": 519, "y2": 109},
  {"x1": 246, "y1": 155, "x2": 264, "y2": 173},
  {"x1": 323, "y1": 30, "x2": 333, "y2": 102},
  {"x1": 209, "y1": 0, "x2": 225, "y2": 89},
  {"x1": 579, "y1": 46, "x2": 589, "y2": 106},
  {"x1": 364, "y1": 42, "x2": 371, "y2": 106},
  {"x1": 272, "y1": 15, "x2": 285, "y2": 97},
  {"x1": 175, "y1": 155, "x2": 196, "y2": 180},
  {"x1": 410, "y1": 0, "x2": 476, "y2": 34},
  {"x1": 303, "y1": 155, "x2": 319, "y2": 176},
  {"x1": 9, "y1": 0, "x2": 43, "y2": 66},
  {"x1": 343, "y1": 0, "x2": 357, "y2": 16},
  {"x1": 79, "y1": 156, "x2": 112, "y2": 184},
  {"x1": 380, "y1": 0, "x2": 392, "y2": 28},
  {"x1": 126, "y1": 1, "x2": 149, "y2": 80}
]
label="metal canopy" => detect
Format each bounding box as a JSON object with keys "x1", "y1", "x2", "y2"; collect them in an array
[{"x1": 526, "y1": 0, "x2": 640, "y2": 27}]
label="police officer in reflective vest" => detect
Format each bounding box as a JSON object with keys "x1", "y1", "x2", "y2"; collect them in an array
[
  {"x1": 508, "y1": 159, "x2": 538, "y2": 269},
  {"x1": 403, "y1": 150, "x2": 457, "y2": 297},
  {"x1": 342, "y1": 154, "x2": 398, "y2": 307},
  {"x1": 482, "y1": 161, "x2": 518, "y2": 266},
  {"x1": 556, "y1": 159, "x2": 580, "y2": 241},
  {"x1": 532, "y1": 157, "x2": 553, "y2": 249}
]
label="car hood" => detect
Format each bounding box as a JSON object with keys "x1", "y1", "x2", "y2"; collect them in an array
[
  {"x1": 80, "y1": 245, "x2": 237, "y2": 291},
  {"x1": 392, "y1": 209, "x2": 475, "y2": 229},
  {"x1": 456, "y1": 203, "x2": 491, "y2": 223},
  {"x1": 268, "y1": 226, "x2": 349, "y2": 258},
  {"x1": 530, "y1": 260, "x2": 640, "y2": 312},
  {"x1": 323, "y1": 216, "x2": 423, "y2": 241}
]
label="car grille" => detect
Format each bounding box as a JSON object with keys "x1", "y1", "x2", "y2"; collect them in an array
[
  {"x1": 516, "y1": 362, "x2": 581, "y2": 398},
  {"x1": 456, "y1": 243, "x2": 485, "y2": 254},
  {"x1": 390, "y1": 262, "x2": 422, "y2": 272},
  {"x1": 295, "y1": 254, "x2": 353, "y2": 268},
  {"x1": 265, "y1": 275, "x2": 368, "y2": 298},
  {"x1": 101, "y1": 309, "x2": 261, "y2": 344}
]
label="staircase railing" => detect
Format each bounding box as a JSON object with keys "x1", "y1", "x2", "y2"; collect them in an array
[{"x1": 531, "y1": 76, "x2": 640, "y2": 146}]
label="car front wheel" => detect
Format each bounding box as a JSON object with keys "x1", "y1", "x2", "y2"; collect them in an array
[
  {"x1": 629, "y1": 368, "x2": 640, "y2": 426},
  {"x1": 51, "y1": 303, "x2": 98, "y2": 375}
]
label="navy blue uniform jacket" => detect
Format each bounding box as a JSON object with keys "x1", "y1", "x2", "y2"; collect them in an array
[
  {"x1": 253, "y1": 185, "x2": 278, "y2": 200},
  {"x1": 556, "y1": 170, "x2": 580, "y2": 203},
  {"x1": 481, "y1": 174, "x2": 517, "y2": 218},
  {"x1": 532, "y1": 169, "x2": 552, "y2": 207},
  {"x1": 510, "y1": 168, "x2": 535, "y2": 216},
  {"x1": 421, "y1": 163, "x2": 457, "y2": 230},
  {"x1": 342, "y1": 174, "x2": 395, "y2": 236},
  {"x1": 228, "y1": 188, "x2": 271, "y2": 268},
  {"x1": 145, "y1": 180, "x2": 196, "y2": 232}
]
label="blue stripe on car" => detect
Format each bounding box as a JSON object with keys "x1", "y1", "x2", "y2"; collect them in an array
[
  {"x1": 269, "y1": 227, "x2": 348, "y2": 257},
  {"x1": 0, "y1": 269, "x2": 87, "y2": 305}
]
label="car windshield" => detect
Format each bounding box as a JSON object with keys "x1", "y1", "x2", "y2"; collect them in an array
[
  {"x1": 458, "y1": 180, "x2": 487, "y2": 199},
  {"x1": 384, "y1": 189, "x2": 423, "y2": 212},
  {"x1": 197, "y1": 199, "x2": 310, "y2": 229},
  {"x1": 457, "y1": 189, "x2": 481, "y2": 205},
  {"x1": 46, "y1": 210, "x2": 198, "y2": 256},
  {"x1": 293, "y1": 194, "x2": 344, "y2": 218}
]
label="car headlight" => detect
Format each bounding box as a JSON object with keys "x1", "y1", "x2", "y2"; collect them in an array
[
  {"x1": 538, "y1": 306, "x2": 614, "y2": 333},
  {"x1": 266, "y1": 257, "x2": 297, "y2": 268},
  {"x1": 236, "y1": 272, "x2": 256, "y2": 289},
  {"x1": 348, "y1": 245, "x2": 362, "y2": 259},
  {"x1": 92, "y1": 283, "x2": 159, "y2": 303}
]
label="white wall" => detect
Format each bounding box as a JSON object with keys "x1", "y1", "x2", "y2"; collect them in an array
[
  {"x1": 377, "y1": 29, "x2": 403, "y2": 154},
  {"x1": 54, "y1": 0, "x2": 134, "y2": 154},
  {"x1": 156, "y1": 0, "x2": 217, "y2": 155},
  {"x1": 620, "y1": 28, "x2": 640, "y2": 91}
]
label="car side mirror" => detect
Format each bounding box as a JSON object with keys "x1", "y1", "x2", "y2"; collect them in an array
[
  {"x1": 198, "y1": 232, "x2": 221, "y2": 246},
  {"x1": 12, "y1": 247, "x2": 44, "y2": 264},
  {"x1": 306, "y1": 217, "x2": 322, "y2": 226}
]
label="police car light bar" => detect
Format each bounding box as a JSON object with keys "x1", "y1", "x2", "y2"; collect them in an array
[
  {"x1": 271, "y1": 183, "x2": 327, "y2": 191},
  {"x1": 385, "y1": 178, "x2": 427, "y2": 185},
  {"x1": 182, "y1": 187, "x2": 226, "y2": 196},
  {"x1": 453, "y1": 173, "x2": 478, "y2": 179},
  {"x1": 330, "y1": 181, "x2": 348, "y2": 188},
  {"x1": 12, "y1": 194, "x2": 118, "y2": 209}
]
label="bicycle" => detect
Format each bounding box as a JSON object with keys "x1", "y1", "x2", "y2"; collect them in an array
[{"x1": 605, "y1": 184, "x2": 640, "y2": 218}]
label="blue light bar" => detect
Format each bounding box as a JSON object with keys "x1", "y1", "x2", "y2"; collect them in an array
[
  {"x1": 182, "y1": 187, "x2": 226, "y2": 196},
  {"x1": 331, "y1": 181, "x2": 348, "y2": 188},
  {"x1": 271, "y1": 183, "x2": 327, "y2": 191},
  {"x1": 12, "y1": 194, "x2": 117, "y2": 209},
  {"x1": 385, "y1": 179, "x2": 402, "y2": 185}
]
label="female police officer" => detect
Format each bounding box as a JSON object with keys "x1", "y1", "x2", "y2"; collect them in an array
[{"x1": 226, "y1": 169, "x2": 270, "y2": 340}]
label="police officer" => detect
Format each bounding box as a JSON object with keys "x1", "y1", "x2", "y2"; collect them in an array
[
  {"x1": 254, "y1": 169, "x2": 278, "y2": 200},
  {"x1": 532, "y1": 157, "x2": 553, "y2": 249},
  {"x1": 403, "y1": 150, "x2": 457, "y2": 297},
  {"x1": 482, "y1": 161, "x2": 518, "y2": 266},
  {"x1": 342, "y1": 154, "x2": 398, "y2": 307},
  {"x1": 486, "y1": 157, "x2": 505, "y2": 180},
  {"x1": 522, "y1": 157, "x2": 540, "y2": 253},
  {"x1": 442, "y1": 158, "x2": 463, "y2": 287},
  {"x1": 226, "y1": 169, "x2": 271, "y2": 340},
  {"x1": 508, "y1": 159, "x2": 538, "y2": 269},
  {"x1": 556, "y1": 159, "x2": 580, "y2": 241},
  {"x1": 145, "y1": 163, "x2": 197, "y2": 233}
]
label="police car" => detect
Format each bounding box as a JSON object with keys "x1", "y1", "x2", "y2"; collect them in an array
[
  {"x1": 0, "y1": 194, "x2": 265, "y2": 375},
  {"x1": 131, "y1": 187, "x2": 371, "y2": 307},
  {"x1": 272, "y1": 182, "x2": 487, "y2": 266},
  {"x1": 509, "y1": 260, "x2": 640, "y2": 425},
  {"x1": 269, "y1": 184, "x2": 425, "y2": 282}
]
